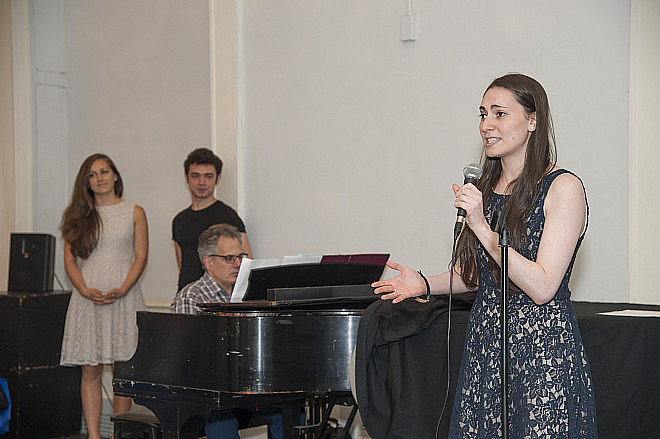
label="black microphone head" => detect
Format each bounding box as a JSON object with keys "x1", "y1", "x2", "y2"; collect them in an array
[{"x1": 463, "y1": 163, "x2": 483, "y2": 184}]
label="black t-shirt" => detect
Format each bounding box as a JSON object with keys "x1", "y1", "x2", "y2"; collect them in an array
[{"x1": 172, "y1": 200, "x2": 246, "y2": 291}]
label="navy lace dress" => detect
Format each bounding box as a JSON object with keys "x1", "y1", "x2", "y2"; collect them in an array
[{"x1": 449, "y1": 169, "x2": 597, "y2": 438}]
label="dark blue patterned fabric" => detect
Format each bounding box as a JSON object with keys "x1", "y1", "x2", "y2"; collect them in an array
[{"x1": 449, "y1": 169, "x2": 597, "y2": 438}]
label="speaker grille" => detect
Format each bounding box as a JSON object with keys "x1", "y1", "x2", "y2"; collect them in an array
[{"x1": 8, "y1": 233, "x2": 56, "y2": 293}]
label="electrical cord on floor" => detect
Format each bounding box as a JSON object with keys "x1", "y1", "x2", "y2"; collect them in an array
[{"x1": 434, "y1": 232, "x2": 460, "y2": 439}]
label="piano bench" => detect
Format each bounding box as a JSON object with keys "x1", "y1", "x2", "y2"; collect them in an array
[{"x1": 111, "y1": 405, "x2": 162, "y2": 439}]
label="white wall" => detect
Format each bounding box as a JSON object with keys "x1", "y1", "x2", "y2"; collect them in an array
[
  {"x1": 629, "y1": 0, "x2": 660, "y2": 305},
  {"x1": 21, "y1": 0, "x2": 636, "y2": 304},
  {"x1": 242, "y1": 0, "x2": 630, "y2": 302},
  {"x1": 63, "y1": 0, "x2": 211, "y2": 302},
  {"x1": 0, "y1": 0, "x2": 14, "y2": 291},
  {"x1": 31, "y1": 0, "x2": 69, "y2": 287}
]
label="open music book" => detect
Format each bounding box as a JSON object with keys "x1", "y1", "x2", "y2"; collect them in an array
[{"x1": 231, "y1": 253, "x2": 389, "y2": 302}]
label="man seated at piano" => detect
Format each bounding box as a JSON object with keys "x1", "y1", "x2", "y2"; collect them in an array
[{"x1": 170, "y1": 223, "x2": 284, "y2": 439}]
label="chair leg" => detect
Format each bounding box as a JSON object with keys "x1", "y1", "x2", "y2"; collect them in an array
[{"x1": 339, "y1": 405, "x2": 358, "y2": 439}]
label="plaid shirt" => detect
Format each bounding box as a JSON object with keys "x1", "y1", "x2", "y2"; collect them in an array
[{"x1": 170, "y1": 271, "x2": 231, "y2": 314}]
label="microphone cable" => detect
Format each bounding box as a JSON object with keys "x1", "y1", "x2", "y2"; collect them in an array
[
  {"x1": 434, "y1": 162, "x2": 481, "y2": 437},
  {"x1": 434, "y1": 230, "x2": 460, "y2": 439}
]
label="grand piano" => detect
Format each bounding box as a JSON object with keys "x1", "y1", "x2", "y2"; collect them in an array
[{"x1": 113, "y1": 260, "x2": 386, "y2": 439}]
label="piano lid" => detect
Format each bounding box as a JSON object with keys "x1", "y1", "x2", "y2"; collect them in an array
[
  {"x1": 199, "y1": 283, "x2": 378, "y2": 312},
  {"x1": 198, "y1": 295, "x2": 377, "y2": 313}
]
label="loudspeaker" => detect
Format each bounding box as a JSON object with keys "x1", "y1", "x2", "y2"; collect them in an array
[
  {"x1": 0, "y1": 291, "x2": 82, "y2": 438},
  {"x1": 8, "y1": 233, "x2": 56, "y2": 293}
]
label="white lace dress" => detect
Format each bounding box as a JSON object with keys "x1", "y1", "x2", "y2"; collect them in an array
[{"x1": 60, "y1": 201, "x2": 145, "y2": 366}]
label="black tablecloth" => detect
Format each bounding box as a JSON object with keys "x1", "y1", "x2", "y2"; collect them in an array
[
  {"x1": 356, "y1": 296, "x2": 660, "y2": 439},
  {"x1": 574, "y1": 301, "x2": 660, "y2": 438}
]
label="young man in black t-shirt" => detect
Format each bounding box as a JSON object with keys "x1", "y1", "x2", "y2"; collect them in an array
[{"x1": 172, "y1": 148, "x2": 252, "y2": 292}]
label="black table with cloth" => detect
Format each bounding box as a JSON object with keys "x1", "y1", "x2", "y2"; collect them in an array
[{"x1": 354, "y1": 294, "x2": 660, "y2": 439}]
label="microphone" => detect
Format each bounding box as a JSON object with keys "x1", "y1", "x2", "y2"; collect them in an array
[{"x1": 454, "y1": 163, "x2": 483, "y2": 239}]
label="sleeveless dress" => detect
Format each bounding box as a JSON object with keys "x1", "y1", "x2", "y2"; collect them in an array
[
  {"x1": 449, "y1": 169, "x2": 597, "y2": 438},
  {"x1": 60, "y1": 201, "x2": 146, "y2": 366}
]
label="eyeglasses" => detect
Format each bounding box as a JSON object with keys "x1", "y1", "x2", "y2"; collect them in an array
[{"x1": 207, "y1": 253, "x2": 248, "y2": 264}]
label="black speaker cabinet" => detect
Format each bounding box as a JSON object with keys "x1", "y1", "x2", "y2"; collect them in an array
[
  {"x1": 0, "y1": 290, "x2": 81, "y2": 438},
  {"x1": 8, "y1": 233, "x2": 56, "y2": 293}
]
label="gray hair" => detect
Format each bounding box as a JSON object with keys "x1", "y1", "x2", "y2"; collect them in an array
[{"x1": 197, "y1": 224, "x2": 243, "y2": 264}]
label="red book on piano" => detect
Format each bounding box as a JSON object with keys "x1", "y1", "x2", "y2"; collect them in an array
[{"x1": 320, "y1": 253, "x2": 389, "y2": 266}]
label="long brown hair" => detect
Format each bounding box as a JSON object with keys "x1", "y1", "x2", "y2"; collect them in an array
[
  {"x1": 456, "y1": 73, "x2": 557, "y2": 290},
  {"x1": 60, "y1": 153, "x2": 124, "y2": 259}
]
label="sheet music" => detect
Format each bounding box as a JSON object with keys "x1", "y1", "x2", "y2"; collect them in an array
[
  {"x1": 231, "y1": 253, "x2": 389, "y2": 302},
  {"x1": 231, "y1": 257, "x2": 282, "y2": 302},
  {"x1": 281, "y1": 254, "x2": 322, "y2": 265}
]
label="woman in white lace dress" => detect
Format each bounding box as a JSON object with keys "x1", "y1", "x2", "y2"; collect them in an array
[{"x1": 59, "y1": 153, "x2": 147, "y2": 439}]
